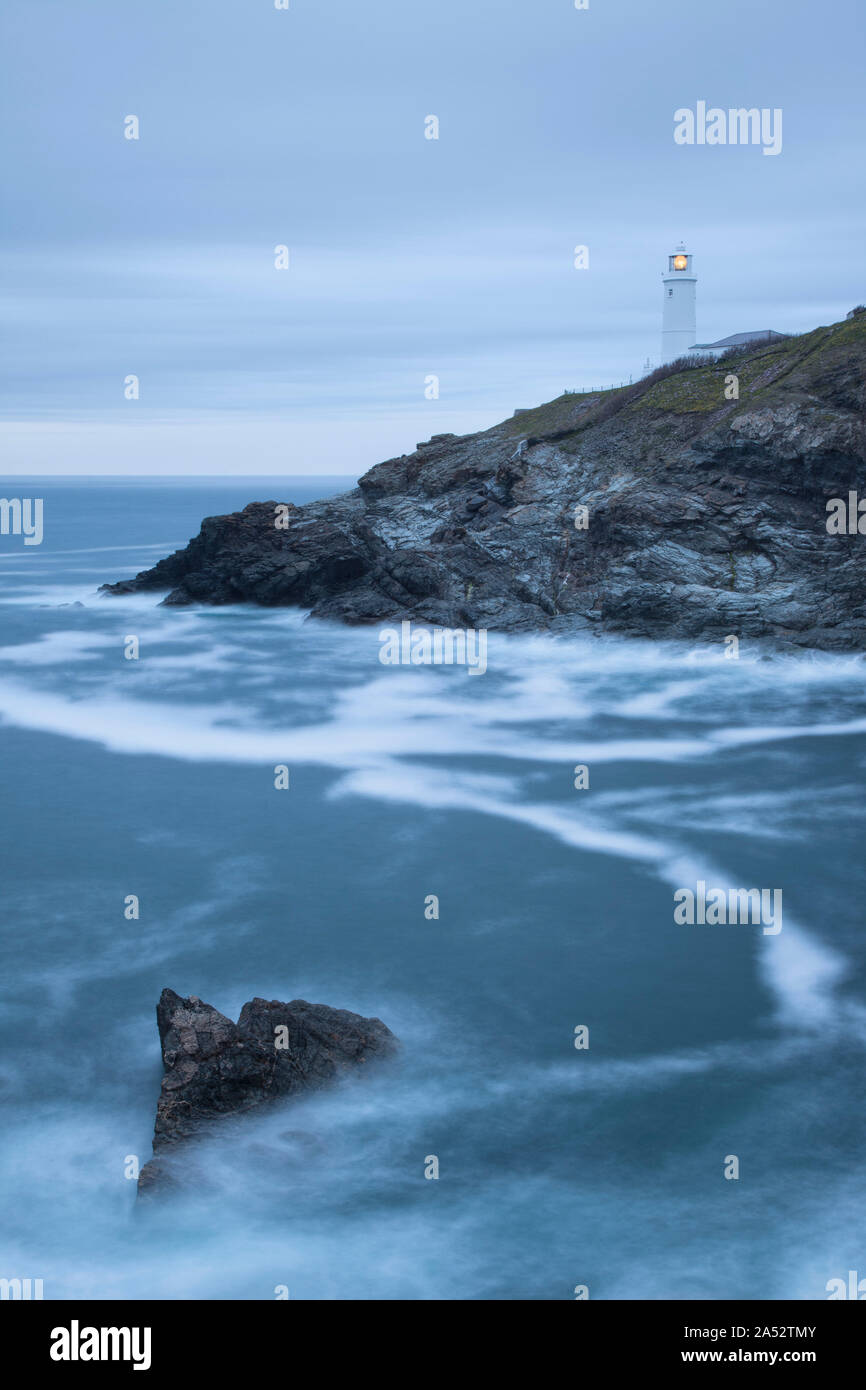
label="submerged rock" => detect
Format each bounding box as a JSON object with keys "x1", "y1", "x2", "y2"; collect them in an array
[
  {"x1": 102, "y1": 314, "x2": 866, "y2": 650},
  {"x1": 138, "y1": 988, "x2": 397, "y2": 1196}
]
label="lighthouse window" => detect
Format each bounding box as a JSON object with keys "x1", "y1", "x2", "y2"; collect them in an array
[{"x1": 668, "y1": 288, "x2": 673, "y2": 296}]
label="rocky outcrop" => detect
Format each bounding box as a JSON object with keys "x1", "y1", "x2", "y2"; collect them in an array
[
  {"x1": 102, "y1": 314, "x2": 866, "y2": 650},
  {"x1": 138, "y1": 989, "x2": 397, "y2": 1195}
]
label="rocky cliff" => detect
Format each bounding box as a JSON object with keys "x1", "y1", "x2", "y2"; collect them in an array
[
  {"x1": 102, "y1": 313, "x2": 866, "y2": 650},
  {"x1": 138, "y1": 989, "x2": 397, "y2": 1196}
]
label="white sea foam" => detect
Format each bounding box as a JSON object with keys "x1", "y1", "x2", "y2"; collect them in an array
[
  {"x1": 0, "y1": 629, "x2": 117, "y2": 665},
  {"x1": 2, "y1": 610, "x2": 864, "y2": 1302},
  {"x1": 0, "y1": 617, "x2": 863, "y2": 1038}
]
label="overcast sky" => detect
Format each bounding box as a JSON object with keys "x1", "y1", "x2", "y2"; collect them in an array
[{"x1": 2, "y1": 0, "x2": 864, "y2": 476}]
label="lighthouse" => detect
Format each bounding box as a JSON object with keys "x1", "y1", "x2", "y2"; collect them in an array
[{"x1": 661, "y1": 243, "x2": 697, "y2": 362}]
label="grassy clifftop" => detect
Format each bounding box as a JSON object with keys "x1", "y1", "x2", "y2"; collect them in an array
[{"x1": 500, "y1": 310, "x2": 866, "y2": 442}]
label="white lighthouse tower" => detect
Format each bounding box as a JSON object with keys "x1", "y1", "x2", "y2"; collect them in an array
[{"x1": 661, "y1": 243, "x2": 697, "y2": 362}]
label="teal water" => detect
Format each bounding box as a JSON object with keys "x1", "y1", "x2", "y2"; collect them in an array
[{"x1": 1, "y1": 478, "x2": 865, "y2": 1300}]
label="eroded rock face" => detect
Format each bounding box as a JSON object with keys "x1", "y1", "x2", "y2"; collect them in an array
[
  {"x1": 138, "y1": 989, "x2": 398, "y2": 1196},
  {"x1": 102, "y1": 316, "x2": 866, "y2": 651}
]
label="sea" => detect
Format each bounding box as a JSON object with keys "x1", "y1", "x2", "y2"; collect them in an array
[{"x1": 1, "y1": 476, "x2": 864, "y2": 1300}]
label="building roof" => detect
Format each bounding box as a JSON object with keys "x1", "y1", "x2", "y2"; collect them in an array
[{"x1": 690, "y1": 330, "x2": 786, "y2": 349}]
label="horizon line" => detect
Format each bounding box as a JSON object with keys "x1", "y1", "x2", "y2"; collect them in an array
[{"x1": 0, "y1": 472, "x2": 361, "y2": 480}]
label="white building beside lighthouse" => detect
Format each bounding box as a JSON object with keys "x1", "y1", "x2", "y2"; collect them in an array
[
  {"x1": 660, "y1": 242, "x2": 785, "y2": 364},
  {"x1": 661, "y1": 243, "x2": 697, "y2": 362}
]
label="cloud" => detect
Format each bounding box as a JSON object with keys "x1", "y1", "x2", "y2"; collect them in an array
[{"x1": 3, "y1": 0, "x2": 864, "y2": 472}]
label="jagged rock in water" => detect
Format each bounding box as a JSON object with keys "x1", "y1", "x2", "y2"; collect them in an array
[
  {"x1": 138, "y1": 988, "x2": 398, "y2": 1196},
  {"x1": 102, "y1": 314, "x2": 866, "y2": 651}
]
